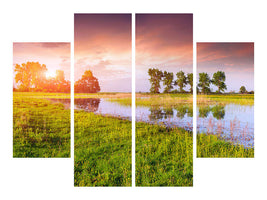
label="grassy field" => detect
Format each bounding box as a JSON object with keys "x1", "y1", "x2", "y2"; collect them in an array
[
  {"x1": 197, "y1": 94, "x2": 254, "y2": 105},
  {"x1": 13, "y1": 93, "x2": 70, "y2": 157},
  {"x1": 197, "y1": 133, "x2": 254, "y2": 158},
  {"x1": 136, "y1": 122, "x2": 193, "y2": 186},
  {"x1": 74, "y1": 111, "x2": 132, "y2": 186}
]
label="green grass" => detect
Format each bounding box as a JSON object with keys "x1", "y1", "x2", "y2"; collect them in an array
[
  {"x1": 13, "y1": 94, "x2": 70, "y2": 157},
  {"x1": 14, "y1": 92, "x2": 70, "y2": 99},
  {"x1": 197, "y1": 133, "x2": 254, "y2": 158},
  {"x1": 197, "y1": 94, "x2": 254, "y2": 105},
  {"x1": 136, "y1": 122, "x2": 193, "y2": 186},
  {"x1": 74, "y1": 111, "x2": 132, "y2": 186}
]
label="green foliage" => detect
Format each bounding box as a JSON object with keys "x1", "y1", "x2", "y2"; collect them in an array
[
  {"x1": 75, "y1": 70, "x2": 100, "y2": 93},
  {"x1": 74, "y1": 111, "x2": 131, "y2": 186},
  {"x1": 13, "y1": 94, "x2": 70, "y2": 157},
  {"x1": 187, "y1": 73, "x2": 193, "y2": 93},
  {"x1": 197, "y1": 134, "x2": 254, "y2": 158},
  {"x1": 175, "y1": 70, "x2": 187, "y2": 92},
  {"x1": 162, "y1": 71, "x2": 174, "y2": 93},
  {"x1": 148, "y1": 68, "x2": 163, "y2": 93},
  {"x1": 198, "y1": 72, "x2": 211, "y2": 94},
  {"x1": 211, "y1": 105, "x2": 225, "y2": 120},
  {"x1": 136, "y1": 122, "x2": 193, "y2": 186},
  {"x1": 212, "y1": 71, "x2": 227, "y2": 93},
  {"x1": 239, "y1": 86, "x2": 247, "y2": 94}
]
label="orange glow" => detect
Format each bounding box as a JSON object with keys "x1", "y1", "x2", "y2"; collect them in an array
[{"x1": 46, "y1": 70, "x2": 56, "y2": 78}]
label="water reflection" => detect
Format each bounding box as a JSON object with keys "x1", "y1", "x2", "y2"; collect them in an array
[
  {"x1": 197, "y1": 104, "x2": 254, "y2": 147},
  {"x1": 137, "y1": 105, "x2": 193, "y2": 131},
  {"x1": 74, "y1": 98, "x2": 100, "y2": 112},
  {"x1": 198, "y1": 105, "x2": 225, "y2": 120},
  {"x1": 48, "y1": 98, "x2": 193, "y2": 131}
]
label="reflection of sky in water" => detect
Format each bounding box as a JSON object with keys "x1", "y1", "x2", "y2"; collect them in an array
[
  {"x1": 74, "y1": 98, "x2": 132, "y2": 120},
  {"x1": 197, "y1": 104, "x2": 254, "y2": 147}
]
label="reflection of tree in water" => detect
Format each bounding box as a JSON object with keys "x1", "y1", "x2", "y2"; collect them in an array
[
  {"x1": 175, "y1": 106, "x2": 188, "y2": 119},
  {"x1": 187, "y1": 106, "x2": 193, "y2": 117},
  {"x1": 162, "y1": 108, "x2": 174, "y2": 119},
  {"x1": 74, "y1": 98, "x2": 100, "y2": 112},
  {"x1": 198, "y1": 106, "x2": 211, "y2": 118},
  {"x1": 148, "y1": 107, "x2": 164, "y2": 121},
  {"x1": 198, "y1": 105, "x2": 225, "y2": 120},
  {"x1": 211, "y1": 105, "x2": 225, "y2": 120}
]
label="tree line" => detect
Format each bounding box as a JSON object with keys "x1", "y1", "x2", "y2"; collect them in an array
[
  {"x1": 148, "y1": 68, "x2": 193, "y2": 93},
  {"x1": 148, "y1": 68, "x2": 253, "y2": 94},
  {"x1": 14, "y1": 61, "x2": 100, "y2": 93}
]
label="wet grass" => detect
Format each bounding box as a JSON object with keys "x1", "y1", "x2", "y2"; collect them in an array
[
  {"x1": 197, "y1": 133, "x2": 254, "y2": 158},
  {"x1": 136, "y1": 122, "x2": 193, "y2": 186},
  {"x1": 74, "y1": 111, "x2": 132, "y2": 186},
  {"x1": 13, "y1": 94, "x2": 70, "y2": 157}
]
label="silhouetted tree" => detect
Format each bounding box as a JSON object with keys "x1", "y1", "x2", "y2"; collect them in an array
[
  {"x1": 198, "y1": 73, "x2": 211, "y2": 94},
  {"x1": 75, "y1": 70, "x2": 100, "y2": 93},
  {"x1": 187, "y1": 73, "x2": 193, "y2": 93},
  {"x1": 175, "y1": 70, "x2": 187, "y2": 92},
  {"x1": 162, "y1": 71, "x2": 174, "y2": 93},
  {"x1": 148, "y1": 68, "x2": 163, "y2": 93},
  {"x1": 239, "y1": 86, "x2": 247, "y2": 94},
  {"x1": 14, "y1": 62, "x2": 47, "y2": 91},
  {"x1": 212, "y1": 71, "x2": 227, "y2": 93}
]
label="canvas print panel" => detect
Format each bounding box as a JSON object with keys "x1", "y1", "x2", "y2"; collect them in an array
[
  {"x1": 197, "y1": 42, "x2": 254, "y2": 158},
  {"x1": 74, "y1": 14, "x2": 132, "y2": 186},
  {"x1": 13, "y1": 42, "x2": 71, "y2": 157}
]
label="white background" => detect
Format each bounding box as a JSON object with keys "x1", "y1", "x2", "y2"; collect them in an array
[{"x1": 0, "y1": 0, "x2": 266, "y2": 199}]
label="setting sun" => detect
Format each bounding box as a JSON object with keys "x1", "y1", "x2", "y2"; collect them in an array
[{"x1": 46, "y1": 70, "x2": 56, "y2": 78}]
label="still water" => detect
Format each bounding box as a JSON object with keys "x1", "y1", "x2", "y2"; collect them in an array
[
  {"x1": 197, "y1": 104, "x2": 254, "y2": 147},
  {"x1": 48, "y1": 98, "x2": 193, "y2": 130}
]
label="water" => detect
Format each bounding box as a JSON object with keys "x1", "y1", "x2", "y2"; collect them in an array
[
  {"x1": 136, "y1": 105, "x2": 193, "y2": 131},
  {"x1": 197, "y1": 104, "x2": 254, "y2": 147},
  {"x1": 48, "y1": 98, "x2": 193, "y2": 131}
]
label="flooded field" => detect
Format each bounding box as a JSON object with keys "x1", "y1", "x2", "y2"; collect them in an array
[{"x1": 197, "y1": 104, "x2": 254, "y2": 147}]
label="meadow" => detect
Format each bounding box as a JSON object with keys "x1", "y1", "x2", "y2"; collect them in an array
[
  {"x1": 13, "y1": 92, "x2": 70, "y2": 157},
  {"x1": 74, "y1": 111, "x2": 132, "y2": 186},
  {"x1": 136, "y1": 122, "x2": 193, "y2": 186}
]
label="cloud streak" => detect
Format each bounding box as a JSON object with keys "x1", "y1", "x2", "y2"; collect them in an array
[
  {"x1": 197, "y1": 42, "x2": 254, "y2": 92},
  {"x1": 136, "y1": 14, "x2": 193, "y2": 92}
]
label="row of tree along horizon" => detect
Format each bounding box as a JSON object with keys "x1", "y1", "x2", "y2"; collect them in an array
[
  {"x1": 13, "y1": 62, "x2": 100, "y2": 93},
  {"x1": 148, "y1": 68, "x2": 253, "y2": 94},
  {"x1": 13, "y1": 62, "x2": 252, "y2": 94}
]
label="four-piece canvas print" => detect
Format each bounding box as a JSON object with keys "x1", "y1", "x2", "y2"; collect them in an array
[{"x1": 12, "y1": 14, "x2": 254, "y2": 186}]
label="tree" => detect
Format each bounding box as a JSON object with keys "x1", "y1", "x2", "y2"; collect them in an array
[
  {"x1": 212, "y1": 71, "x2": 227, "y2": 93},
  {"x1": 14, "y1": 62, "x2": 47, "y2": 91},
  {"x1": 175, "y1": 70, "x2": 187, "y2": 92},
  {"x1": 198, "y1": 73, "x2": 211, "y2": 94},
  {"x1": 239, "y1": 86, "x2": 247, "y2": 94},
  {"x1": 148, "y1": 68, "x2": 163, "y2": 93},
  {"x1": 162, "y1": 71, "x2": 174, "y2": 93},
  {"x1": 75, "y1": 70, "x2": 100, "y2": 93},
  {"x1": 187, "y1": 73, "x2": 193, "y2": 93}
]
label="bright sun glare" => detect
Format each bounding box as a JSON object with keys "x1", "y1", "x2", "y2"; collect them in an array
[{"x1": 46, "y1": 70, "x2": 56, "y2": 78}]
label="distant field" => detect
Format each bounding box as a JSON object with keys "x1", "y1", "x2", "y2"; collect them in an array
[
  {"x1": 197, "y1": 94, "x2": 254, "y2": 105},
  {"x1": 13, "y1": 93, "x2": 70, "y2": 157}
]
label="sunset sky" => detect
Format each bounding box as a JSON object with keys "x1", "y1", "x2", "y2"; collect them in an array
[
  {"x1": 197, "y1": 43, "x2": 254, "y2": 92},
  {"x1": 74, "y1": 14, "x2": 131, "y2": 92},
  {"x1": 136, "y1": 14, "x2": 193, "y2": 92},
  {"x1": 13, "y1": 42, "x2": 70, "y2": 79}
]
